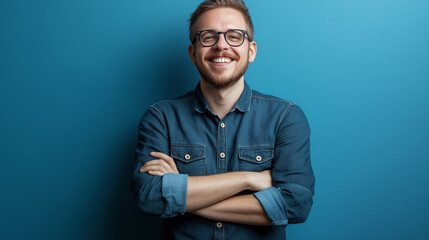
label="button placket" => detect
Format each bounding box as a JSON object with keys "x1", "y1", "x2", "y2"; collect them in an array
[
  {"x1": 217, "y1": 120, "x2": 227, "y2": 173},
  {"x1": 214, "y1": 221, "x2": 224, "y2": 240}
]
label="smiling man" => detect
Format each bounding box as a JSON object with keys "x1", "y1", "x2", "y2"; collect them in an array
[{"x1": 132, "y1": 0, "x2": 315, "y2": 239}]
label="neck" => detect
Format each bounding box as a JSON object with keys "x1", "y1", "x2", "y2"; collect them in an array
[{"x1": 200, "y1": 78, "x2": 245, "y2": 119}]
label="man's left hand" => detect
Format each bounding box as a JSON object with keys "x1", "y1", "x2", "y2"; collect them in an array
[{"x1": 139, "y1": 152, "x2": 179, "y2": 176}]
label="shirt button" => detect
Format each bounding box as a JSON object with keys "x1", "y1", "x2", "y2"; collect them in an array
[
  {"x1": 216, "y1": 222, "x2": 223, "y2": 228},
  {"x1": 220, "y1": 123, "x2": 226, "y2": 128},
  {"x1": 256, "y1": 155, "x2": 262, "y2": 161},
  {"x1": 185, "y1": 154, "x2": 191, "y2": 160},
  {"x1": 220, "y1": 152, "x2": 225, "y2": 158}
]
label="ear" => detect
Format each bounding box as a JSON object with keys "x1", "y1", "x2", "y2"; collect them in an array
[
  {"x1": 248, "y1": 41, "x2": 257, "y2": 63},
  {"x1": 188, "y1": 44, "x2": 196, "y2": 65}
]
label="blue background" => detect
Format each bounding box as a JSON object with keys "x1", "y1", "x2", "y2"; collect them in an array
[{"x1": 1, "y1": 0, "x2": 428, "y2": 239}]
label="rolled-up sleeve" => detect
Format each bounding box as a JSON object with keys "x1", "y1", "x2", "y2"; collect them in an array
[
  {"x1": 255, "y1": 104, "x2": 315, "y2": 226},
  {"x1": 161, "y1": 173, "x2": 188, "y2": 218},
  {"x1": 254, "y1": 187, "x2": 288, "y2": 226},
  {"x1": 131, "y1": 106, "x2": 188, "y2": 218}
]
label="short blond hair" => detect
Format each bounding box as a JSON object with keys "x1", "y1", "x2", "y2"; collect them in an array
[{"x1": 188, "y1": 0, "x2": 254, "y2": 42}]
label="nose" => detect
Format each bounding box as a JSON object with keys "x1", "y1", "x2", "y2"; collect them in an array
[{"x1": 214, "y1": 33, "x2": 229, "y2": 50}]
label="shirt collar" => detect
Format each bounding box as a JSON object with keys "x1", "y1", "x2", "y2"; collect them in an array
[{"x1": 193, "y1": 81, "x2": 252, "y2": 114}]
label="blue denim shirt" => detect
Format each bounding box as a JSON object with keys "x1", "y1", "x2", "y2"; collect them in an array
[{"x1": 132, "y1": 82, "x2": 315, "y2": 240}]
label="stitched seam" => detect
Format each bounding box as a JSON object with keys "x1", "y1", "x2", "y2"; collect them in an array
[
  {"x1": 240, "y1": 158, "x2": 272, "y2": 164},
  {"x1": 170, "y1": 155, "x2": 205, "y2": 162},
  {"x1": 238, "y1": 146, "x2": 274, "y2": 157},
  {"x1": 171, "y1": 143, "x2": 205, "y2": 148},
  {"x1": 225, "y1": 123, "x2": 227, "y2": 173},
  {"x1": 238, "y1": 146, "x2": 274, "y2": 163},
  {"x1": 216, "y1": 120, "x2": 219, "y2": 174},
  {"x1": 277, "y1": 104, "x2": 294, "y2": 132},
  {"x1": 148, "y1": 106, "x2": 169, "y2": 142},
  {"x1": 245, "y1": 89, "x2": 252, "y2": 111},
  {"x1": 239, "y1": 156, "x2": 273, "y2": 162},
  {"x1": 151, "y1": 95, "x2": 192, "y2": 107},
  {"x1": 170, "y1": 144, "x2": 206, "y2": 162},
  {"x1": 239, "y1": 146, "x2": 274, "y2": 150},
  {"x1": 252, "y1": 94, "x2": 295, "y2": 105}
]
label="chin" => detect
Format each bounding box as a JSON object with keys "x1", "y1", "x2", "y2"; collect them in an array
[
  {"x1": 198, "y1": 68, "x2": 247, "y2": 90},
  {"x1": 203, "y1": 76, "x2": 241, "y2": 89}
]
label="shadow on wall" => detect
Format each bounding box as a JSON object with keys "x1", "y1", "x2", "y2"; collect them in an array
[{"x1": 103, "y1": 29, "x2": 196, "y2": 240}]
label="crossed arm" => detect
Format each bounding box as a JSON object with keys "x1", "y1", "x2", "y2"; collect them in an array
[{"x1": 140, "y1": 152, "x2": 272, "y2": 226}]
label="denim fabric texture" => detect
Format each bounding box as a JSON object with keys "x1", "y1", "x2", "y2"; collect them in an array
[{"x1": 132, "y1": 82, "x2": 315, "y2": 240}]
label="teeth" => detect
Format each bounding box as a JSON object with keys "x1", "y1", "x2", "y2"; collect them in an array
[{"x1": 213, "y1": 58, "x2": 231, "y2": 63}]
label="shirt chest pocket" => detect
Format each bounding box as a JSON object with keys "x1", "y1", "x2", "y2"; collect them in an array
[
  {"x1": 238, "y1": 146, "x2": 274, "y2": 172},
  {"x1": 171, "y1": 144, "x2": 205, "y2": 176}
]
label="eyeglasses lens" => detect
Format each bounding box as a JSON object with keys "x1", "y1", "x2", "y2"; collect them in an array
[
  {"x1": 200, "y1": 31, "x2": 218, "y2": 46},
  {"x1": 225, "y1": 30, "x2": 244, "y2": 46},
  {"x1": 199, "y1": 30, "x2": 244, "y2": 47}
]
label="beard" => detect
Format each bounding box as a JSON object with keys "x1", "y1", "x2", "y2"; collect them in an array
[{"x1": 195, "y1": 52, "x2": 249, "y2": 89}]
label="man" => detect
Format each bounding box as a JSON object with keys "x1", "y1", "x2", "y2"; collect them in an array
[{"x1": 132, "y1": 0, "x2": 315, "y2": 239}]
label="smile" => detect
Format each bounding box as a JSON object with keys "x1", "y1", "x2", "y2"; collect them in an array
[{"x1": 210, "y1": 57, "x2": 232, "y2": 63}]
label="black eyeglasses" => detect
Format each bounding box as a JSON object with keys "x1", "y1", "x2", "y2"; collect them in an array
[{"x1": 191, "y1": 29, "x2": 251, "y2": 47}]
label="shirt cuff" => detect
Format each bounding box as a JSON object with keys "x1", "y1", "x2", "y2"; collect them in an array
[
  {"x1": 161, "y1": 173, "x2": 188, "y2": 218},
  {"x1": 254, "y1": 187, "x2": 288, "y2": 226}
]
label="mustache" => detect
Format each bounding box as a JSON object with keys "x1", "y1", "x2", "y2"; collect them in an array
[{"x1": 205, "y1": 52, "x2": 238, "y2": 61}]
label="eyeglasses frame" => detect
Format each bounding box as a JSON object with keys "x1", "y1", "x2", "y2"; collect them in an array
[{"x1": 191, "y1": 29, "x2": 252, "y2": 47}]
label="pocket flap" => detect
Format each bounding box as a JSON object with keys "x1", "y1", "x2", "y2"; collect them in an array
[
  {"x1": 171, "y1": 144, "x2": 205, "y2": 163},
  {"x1": 238, "y1": 146, "x2": 274, "y2": 164}
]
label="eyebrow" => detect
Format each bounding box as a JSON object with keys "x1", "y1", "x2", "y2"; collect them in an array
[{"x1": 199, "y1": 28, "x2": 246, "y2": 32}]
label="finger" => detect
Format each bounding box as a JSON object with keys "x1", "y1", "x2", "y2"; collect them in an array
[
  {"x1": 150, "y1": 152, "x2": 171, "y2": 161},
  {"x1": 140, "y1": 160, "x2": 158, "y2": 171},
  {"x1": 150, "y1": 152, "x2": 178, "y2": 172},
  {"x1": 143, "y1": 159, "x2": 168, "y2": 167},
  {"x1": 153, "y1": 152, "x2": 177, "y2": 171},
  {"x1": 140, "y1": 161, "x2": 159, "y2": 173},
  {"x1": 141, "y1": 164, "x2": 168, "y2": 174},
  {"x1": 151, "y1": 159, "x2": 174, "y2": 172},
  {"x1": 147, "y1": 170, "x2": 166, "y2": 176},
  {"x1": 163, "y1": 157, "x2": 178, "y2": 172},
  {"x1": 143, "y1": 160, "x2": 174, "y2": 173}
]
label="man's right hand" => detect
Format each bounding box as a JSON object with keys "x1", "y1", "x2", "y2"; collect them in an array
[
  {"x1": 247, "y1": 170, "x2": 273, "y2": 191},
  {"x1": 140, "y1": 152, "x2": 179, "y2": 176}
]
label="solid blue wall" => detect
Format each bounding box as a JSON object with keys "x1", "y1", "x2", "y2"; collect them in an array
[{"x1": 1, "y1": 0, "x2": 428, "y2": 239}]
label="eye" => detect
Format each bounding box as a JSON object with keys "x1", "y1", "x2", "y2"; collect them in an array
[
  {"x1": 200, "y1": 32, "x2": 217, "y2": 42},
  {"x1": 227, "y1": 31, "x2": 243, "y2": 42}
]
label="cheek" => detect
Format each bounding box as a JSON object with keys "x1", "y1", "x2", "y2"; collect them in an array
[
  {"x1": 237, "y1": 50, "x2": 249, "y2": 63},
  {"x1": 195, "y1": 51, "x2": 206, "y2": 64}
]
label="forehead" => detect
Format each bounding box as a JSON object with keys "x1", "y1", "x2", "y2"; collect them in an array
[{"x1": 194, "y1": 7, "x2": 247, "y2": 31}]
